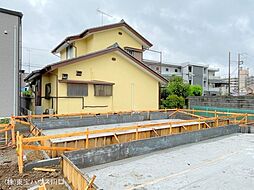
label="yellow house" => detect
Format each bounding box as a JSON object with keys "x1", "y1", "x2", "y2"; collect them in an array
[{"x1": 25, "y1": 20, "x2": 168, "y2": 114}]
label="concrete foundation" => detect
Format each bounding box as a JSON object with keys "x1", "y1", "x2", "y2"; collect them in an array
[
  {"x1": 24, "y1": 157, "x2": 61, "y2": 171},
  {"x1": 82, "y1": 133, "x2": 254, "y2": 190},
  {"x1": 31, "y1": 111, "x2": 194, "y2": 130},
  {"x1": 64, "y1": 125, "x2": 239, "y2": 169}
]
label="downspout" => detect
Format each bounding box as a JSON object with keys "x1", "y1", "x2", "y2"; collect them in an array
[
  {"x1": 48, "y1": 71, "x2": 59, "y2": 114},
  {"x1": 13, "y1": 25, "x2": 17, "y2": 116}
]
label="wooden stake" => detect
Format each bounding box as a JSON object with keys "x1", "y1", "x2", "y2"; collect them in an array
[
  {"x1": 152, "y1": 128, "x2": 159, "y2": 136},
  {"x1": 11, "y1": 117, "x2": 15, "y2": 145},
  {"x1": 86, "y1": 128, "x2": 89, "y2": 148},
  {"x1": 33, "y1": 167, "x2": 56, "y2": 172},
  {"x1": 113, "y1": 133, "x2": 120, "y2": 143},
  {"x1": 85, "y1": 175, "x2": 96, "y2": 190},
  {"x1": 135, "y1": 127, "x2": 139, "y2": 140}
]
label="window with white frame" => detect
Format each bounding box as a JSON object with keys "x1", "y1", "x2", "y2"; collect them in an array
[{"x1": 66, "y1": 45, "x2": 73, "y2": 59}]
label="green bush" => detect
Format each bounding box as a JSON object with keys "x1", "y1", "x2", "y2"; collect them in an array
[
  {"x1": 167, "y1": 76, "x2": 190, "y2": 98},
  {"x1": 0, "y1": 118, "x2": 10, "y2": 124},
  {"x1": 162, "y1": 95, "x2": 185, "y2": 109},
  {"x1": 189, "y1": 85, "x2": 202, "y2": 96},
  {"x1": 22, "y1": 90, "x2": 32, "y2": 97}
]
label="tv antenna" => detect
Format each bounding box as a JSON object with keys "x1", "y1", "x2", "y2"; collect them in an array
[{"x1": 96, "y1": 8, "x2": 113, "y2": 25}]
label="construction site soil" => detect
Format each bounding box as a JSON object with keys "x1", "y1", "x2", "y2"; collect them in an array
[{"x1": 0, "y1": 147, "x2": 67, "y2": 190}]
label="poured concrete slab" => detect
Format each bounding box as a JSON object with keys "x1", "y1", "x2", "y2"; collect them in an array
[
  {"x1": 42, "y1": 119, "x2": 201, "y2": 143},
  {"x1": 82, "y1": 134, "x2": 254, "y2": 190}
]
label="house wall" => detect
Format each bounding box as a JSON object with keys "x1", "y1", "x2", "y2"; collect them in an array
[
  {"x1": 41, "y1": 70, "x2": 58, "y2": 113},
  {"x1": 60, "y1": 28, "x2": 143, "y2": 61},
  {"x1": 0, "y1": 11, "x2": 22, "y2": 117},
  {"x1": 44, "y1": 52, "x2": 159, "y2": 114}
]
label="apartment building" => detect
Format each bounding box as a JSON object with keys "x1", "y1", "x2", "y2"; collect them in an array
[
  {"x1": 0, "y1": 8, "x2": 23, "y2": 117},
  {"x1": 221, "y1": 68, "x2": 254, "y2": 95},
  {"x1": 144, "y1": 60, "x2": 222, "y2": 95}
]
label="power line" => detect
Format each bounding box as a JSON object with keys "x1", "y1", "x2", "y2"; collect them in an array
[{"x1": 22, "y1": 46, "x2": 51, "y2": 52}]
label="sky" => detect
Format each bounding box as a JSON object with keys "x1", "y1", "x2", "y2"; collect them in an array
[{"x1": 1, "y1": 0, "x2": 254, "y2": 77}]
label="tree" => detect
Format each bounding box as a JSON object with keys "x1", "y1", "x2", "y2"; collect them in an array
[
  {"x1": 161, "y1": 95, "x2": 185, "y2": 109},
  {"x1": 160, "y1": 76, "x2": 203, "y2": 108},
  {"x1": 167, "y1": 76, "x2": 190, "y2": 98},
  {"x1": 189, "y1": 85, "x2": 202, "y2": 96},
  {"x1": 160, "y1": 76, "x2": 190, "y2": 108}
]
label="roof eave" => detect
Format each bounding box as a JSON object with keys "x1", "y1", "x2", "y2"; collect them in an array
[{"x1": 51, "y1": 21, "x2": 152, "y2": 54}]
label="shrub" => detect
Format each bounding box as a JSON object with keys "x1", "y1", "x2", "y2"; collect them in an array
[
  {"x1": 162, "y1": 95, "x2": 185, "y2": 108},
  {"x1": 22, "y1": 90, "x2": 32, "y2": 97},
  {"x1": 189, "y1": 85, "x2": 202, "y2": 96},
  {"x1": 0, "y1": 118, "x2": 10, "y2": 124}
]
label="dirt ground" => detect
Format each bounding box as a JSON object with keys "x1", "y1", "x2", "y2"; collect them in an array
[{"x1": 0, "y1": 146, "x2": 68, "y2": 190}]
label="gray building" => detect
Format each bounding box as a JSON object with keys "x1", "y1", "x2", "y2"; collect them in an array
[
  {"x1": 0, "y1": 8, "x2": 23, "y2": 117},
  {"x1": 144, "y1": 60, "x2": 223, "y2": 95}
]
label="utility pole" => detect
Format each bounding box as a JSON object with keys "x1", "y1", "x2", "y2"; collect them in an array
[
  {"x1": 238, "y1": 53, "x2": 244, "y2": 96},
  {"x1": 238, "y1": 53, "x2": 240, "y2": 96},
  {"x1": 228, "y1": 51, "x2": 231, "y2": 96},
  {"x1": 27, "y1": 48, "x2": 31, "y2": 73}
]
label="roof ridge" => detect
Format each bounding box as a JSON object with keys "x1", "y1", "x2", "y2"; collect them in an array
[{"x1": 51, "y1": 21, "x2": 152, "y2": 53}]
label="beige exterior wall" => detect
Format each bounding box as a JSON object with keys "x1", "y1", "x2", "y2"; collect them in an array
[
  {"x1": 41, "y1": 52, "x2": 159, "y2": 114},
  {"x1": 41, "y1": 70, "x2": 58, "y2": 112},
  {"x1": 60, "y1": 28, "x2": 143, "y2": 61}
]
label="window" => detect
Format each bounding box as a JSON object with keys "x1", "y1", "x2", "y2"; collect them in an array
[
  {"x1": 94, "y1": 84, "x2": 112, "y2": 96},
  {"x1": 166, "y1": 68, "x2": 169, "y2": 72},
  {"x1": 118, "y1": 32, "x2": 123, "y2": 35},
  {"x1": 156, "y1": 67, "x2": 159, "y2": 71},
  {"x1": 45, "y1": 83, "x2": 51, "y2": 100},
  {"x1": 126, "y1": 49, "x2": 134, "y2": 55},
  {"x1": 67, "y1": 83, "x2": 88, "y2": 96},
  {"x1": 66, "y1": 44, "x2": 73, "y2": 59},
  {"x1": 76, "y1": 71, "x2": 82, "y2": 76},
  {"x1": 175, "y1": 69, "x2": 178, "y2": 72},
  {"x1": 188, "y1": 66, "x2": 192, "y2": 72},
  {"x1": 189, "y1": 80, "x2": 192, "y2": 84},
  {"x1": 62, "y1": 74, "x2": 68, "y2": 80}
]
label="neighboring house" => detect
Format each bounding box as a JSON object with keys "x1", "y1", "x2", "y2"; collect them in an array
[
  {"x1": 25, "y1": 20, "x2": 168, "y2": 114},
  {"x1": 144, "y1": 60, "x2": 221, "y2": 95},
  {"x1": 20, "y1": 71, "x2": 29, "y2": 92},
  {"x1": 0, "y1": 8, "x2": 23, "y2": 117}
]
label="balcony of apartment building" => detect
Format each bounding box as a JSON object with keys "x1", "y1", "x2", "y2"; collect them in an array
[{"x1": 142, "y1": 59, "x2": 182, "y2": 80}]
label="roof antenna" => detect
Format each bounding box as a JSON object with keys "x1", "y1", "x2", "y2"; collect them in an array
[{"x1": 96, "y1": 8, "x2": 113, "y2": 25}]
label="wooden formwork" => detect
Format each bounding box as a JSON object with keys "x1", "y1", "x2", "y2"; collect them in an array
[
  {"x1": 48, "y1": 120, "x2": 227, "y2": 157},
  {"x1": 62, "y1": 154, "x2": 97, "y2": 190},
  {"x1": 16, "y1": 111, "x2": 244, "y2": 174}
]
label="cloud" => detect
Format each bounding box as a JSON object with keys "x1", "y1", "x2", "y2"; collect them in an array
[{"x1": 1, "y1": 0, "x2": 254, "y2": 76}]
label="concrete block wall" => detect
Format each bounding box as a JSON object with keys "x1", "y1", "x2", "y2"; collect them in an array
[
  {"x1": 64, "y1": 125, "x2": 239, "y2": 169},
  {"x1": 188, "y1": 96, "x2": 254, "y2": 110}
]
